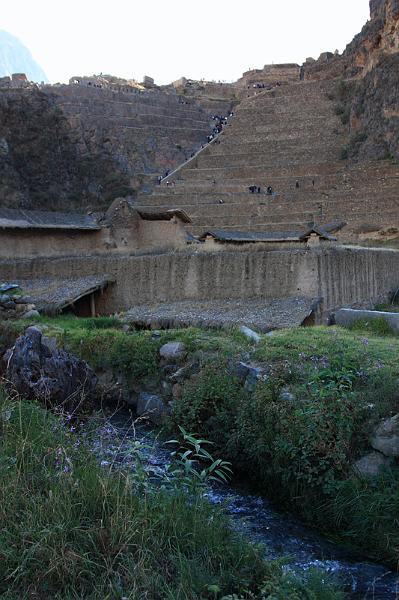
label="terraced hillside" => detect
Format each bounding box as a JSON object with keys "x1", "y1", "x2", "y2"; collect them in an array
[
  {"x1": 136, "y1": 78, "x2": 399, "y2": 242},
  {"x1": 0, "y1": 84, "x2": 233, "y2": 211}
]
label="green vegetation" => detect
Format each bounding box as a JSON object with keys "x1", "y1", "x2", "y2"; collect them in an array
[
  {"x1": 2, "y1": 315, "x2": 399, "y2": 577},
  {"x1": 0, "y1": 387, "x2": 343, "y2": 599},
  {"x1": 169, "y1": 326, "x2": 399, "y2": 565}
]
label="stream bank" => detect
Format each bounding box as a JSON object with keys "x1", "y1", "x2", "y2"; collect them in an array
[
  {"x1": 2, "y1": 316, "x2": 399, "y2": 597},
  {"x1": 92, "y1": 409, "x2": 399, "y2": 599}
]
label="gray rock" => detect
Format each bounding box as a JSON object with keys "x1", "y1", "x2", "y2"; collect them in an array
[
  {"x1": 159, "y1": 341, "x2": 187, "y2": 362},
  {"x1": 354, "y1": 451, "x2": 391, "y2": 477},
  {"x1": 239, "y1": 326, "x2": 261, "y2": 343},
  {"x1": 229, "y1": 361, "x2": 250, "y2": 383},
  {"x1": 5, "y1": 326, "x2": 97, "y2": 411},
  {"x1": 334, "y1": 308, "x2": 399, "y2": 333},
  {"x1": 160, "y1": 380, "x2": 173, "y2": 398},
  {"x1": 2, "y1": 301, "x2": 16, "y2": 310},
  {"x1": 371, "y1": 415, "x2": 399, "y2": 457},
  {"x1": 24, "y1": 309, "x2": 40, "y2": 318},
  {"x1": 279, "y1": 389, "x2": 296, "y2": 403},
  {"x1": 172, "y1": 383, "x2": 182, "y2": 400},
  {"x1": 96, "y1": 370, "x2": 130, "y2": 404},
  {"x1": 168, "y1": 361, "x2": 200, "y2": 383},
  {"x1": 136, "y1": 392, "x2": 167, "y2": 424},
  {"x1": 245, "y1": 366, "x2": 263, "y2": 387}
]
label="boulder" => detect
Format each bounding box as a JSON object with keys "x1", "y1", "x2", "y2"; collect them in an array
[
  {"x1": 172, "y1": 382, "x2": 182, "y2": 400},
  {"x1": 354, "y1": 451, "x2": 391, "y2": 477},
  {"x1": 136, "y1": 392, "x2": 167, "y2": 424},
  {"x1": 159, "y1": 341, "x2": 187, "y2": 362},
  {"x1": 24, "y1": 309, "x2": 40, "y2": 319},
  {"x1": 168, "y1": 361, "x2": 200, "y2": 383},
  {"x1": 371, "y1": 415, "x2": 399, "y2": 457},
  {"x1": 5, "y1": 326, "x2": 97, "y2": 411},
  {"x1": 239, "y1": 326, "x2": 261, "y2": 344}
]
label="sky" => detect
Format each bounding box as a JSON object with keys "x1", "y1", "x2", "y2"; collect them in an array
[{"x1": 2, "y1": 0, "x2": 371, "y2": 85}]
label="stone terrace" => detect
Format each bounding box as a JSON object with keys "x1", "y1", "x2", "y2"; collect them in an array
[
  {"x1": 136, "y1": 79, "x2": 399, "y2": 241},
  {"x1": 45, "y1": 85, "x2": 234, "y2": 180}
]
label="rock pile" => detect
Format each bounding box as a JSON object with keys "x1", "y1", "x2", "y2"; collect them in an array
[{"x1": 0, "y1": 284, "x2": 39, "y2": 318}]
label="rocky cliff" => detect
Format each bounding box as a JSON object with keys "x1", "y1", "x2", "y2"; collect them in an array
[
  {"x1": 343, "y1": 0, "x2": 399, "y2": 160},
  {"x1": 0, "y1": 88, "x2": 132, "y2": 210}
]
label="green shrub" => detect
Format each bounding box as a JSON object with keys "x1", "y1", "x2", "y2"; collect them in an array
[
  {"x1": 169, "y1": 327, "x2": 399, "y2": 564},
  {"x1": 349, "y1": 317, "x2": 394, "y2": 336}
]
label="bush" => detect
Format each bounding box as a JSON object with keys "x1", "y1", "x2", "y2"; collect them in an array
[{"x1": 169, "y1": 327, "x2": 399, "y2": 564}]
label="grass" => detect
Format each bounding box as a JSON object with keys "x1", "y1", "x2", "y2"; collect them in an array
[
  {"x1": 3, "y1": 316, "x2": 399, "y2": 571},
  {"x1": 0, "y1": 387, "x2": 343, "y2": 599}
]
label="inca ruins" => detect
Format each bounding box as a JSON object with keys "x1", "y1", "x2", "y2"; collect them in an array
[{"x1": 1, "y1": 0, "x2": 399, "y2": 329}]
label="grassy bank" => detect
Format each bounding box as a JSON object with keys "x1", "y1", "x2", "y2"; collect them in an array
[
  {"x1": 0, "y1": 385, "x2": 342, "y2": 599},
  {"x1": 169, "y1": 325, "x2": 399, "y2": 566},
  {"x1": 2, "y1": 315, "x2": 399, "y2": 572}
]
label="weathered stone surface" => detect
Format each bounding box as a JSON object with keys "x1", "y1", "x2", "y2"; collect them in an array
[
  {"x1": 334, "y1": 308, "x2": 399, "y2": 332},
  {"x1": 371, "y1": 414, "x2": 399, "y2": 457},
  {"x1": 354, "y1": 451, "x2": 392, "y2": 477},
  {"x1": 239, "y1": 326, "x2": 261, "y2": 343},
  {"x1": 168, "y1": 361, "x2": 200, "y2": 383},
  {"x1": 23, "y1": 309, "x2": 40, "y2": 319},
  {"x1": 5, "y1": 326, "x2": 97, "y2": 410},
  {"x1": 96, "y1": 370, "x2": 130, "y2": 404},
  {"x1": 136, "y1": 392, "x2": 167, "y2": 424},
  {"x1": 159, "y1": 342, "x2": 187, "y2": 362},
  {"x1": 172, "y1": 383, "x2": 182, "y2": 400}
]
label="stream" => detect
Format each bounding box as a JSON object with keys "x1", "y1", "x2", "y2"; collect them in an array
[{"x1": 91, "y1": 410, "x2": 399, "y2": 599}]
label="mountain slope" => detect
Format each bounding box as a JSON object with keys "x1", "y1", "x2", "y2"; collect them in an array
[{"x1": 0, "y1": 30, "x2": 47, "y2": 83}]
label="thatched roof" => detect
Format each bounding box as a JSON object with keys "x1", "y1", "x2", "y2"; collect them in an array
[
  {"x1": 199, "y1": 229, "x2": 303, "y2": 243},
  {"x1": 14, "y1": 275, "x2": 114, "y2": 313},
  {"x1": 200, "y1": 225, "x2": 338, "y2": 244},
  {"x1": 0, "y1": 208, "x2": 101, "y2": 231},
  {"x1": 299, "y1": 226, "x2": 337, "y2": 242},
  {"x1": 137, "y1": 209, "x2": 192, "y2": 224}
]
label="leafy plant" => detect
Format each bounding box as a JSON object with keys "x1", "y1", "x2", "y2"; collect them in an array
[{"x1": 166, "y1": 426, "x2": 233, "y2": 489}]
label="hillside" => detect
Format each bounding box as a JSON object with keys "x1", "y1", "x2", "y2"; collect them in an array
[{"x1": 0, "y1": 30, "x2": 47, "y2": 83}]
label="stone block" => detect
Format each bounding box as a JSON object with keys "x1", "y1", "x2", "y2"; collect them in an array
[
  {"x1": 371, "y1": 414, "x2": 399, "y2": 457},
  {"x1": 354, "y1": 451, "x2": 391, "y2": 477},
  {"x1": 136, "y1": 392, "x2": 167, "y2": 425},
  {"x1": 159, "y1": 342, "x2": 187, "y2": 362},
  {"x1": 334, "y1": 308, "x2": 399, "y2": 333}
]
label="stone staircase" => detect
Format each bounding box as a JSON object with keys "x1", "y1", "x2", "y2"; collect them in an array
[{"x1": 136, "y1": 79, "x2": 399, "y2": 241}]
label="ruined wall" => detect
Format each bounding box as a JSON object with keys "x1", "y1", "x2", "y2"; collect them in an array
[
  {"x1": 0, "y1": 219, "x2": 188, "y2": 258},
  {"x1": 2, "y1": 246, "x2": 399, "y2": 320},
  {"x1": 238, "y1": 64, "x2": 301, "y2": 87}
]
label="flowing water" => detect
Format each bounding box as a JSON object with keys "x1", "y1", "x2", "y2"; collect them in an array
[{"x1": 92, "y1": 410, "x2": 399, "y2": 599}]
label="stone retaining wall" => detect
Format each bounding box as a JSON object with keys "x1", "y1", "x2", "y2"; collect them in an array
[{"x1": 2, "y1": 246, "x2": 399, "y2": 321}]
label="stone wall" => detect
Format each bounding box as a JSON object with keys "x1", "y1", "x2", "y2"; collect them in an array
[
  {"x1": 0, "y1": 218, "x2": 188, "y2": 259},
  {"x1": 2, "y1": 246, "x2": 399, "y2": 321}
]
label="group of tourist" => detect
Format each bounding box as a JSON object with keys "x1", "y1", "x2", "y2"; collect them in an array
[
  {"x1": 248, "y1": 185, "x2": 274, "y2": 195},
  {"x1": 157, "y1": 111, "x2": 235, "y2": 184}
]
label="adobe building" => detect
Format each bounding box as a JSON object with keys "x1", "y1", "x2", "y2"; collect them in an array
[{"x1": 0, "y1": 199, "x2": 191, "y2": 259}]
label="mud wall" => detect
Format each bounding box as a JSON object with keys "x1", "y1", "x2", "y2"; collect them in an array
[{"x1": 1, "y1": 246, "x2": 398, "y2": 320}]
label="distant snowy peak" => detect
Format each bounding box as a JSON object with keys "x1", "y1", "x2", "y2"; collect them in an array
[{"x1": 0, "y1": 30, "x2": 48, "y2": 83}]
